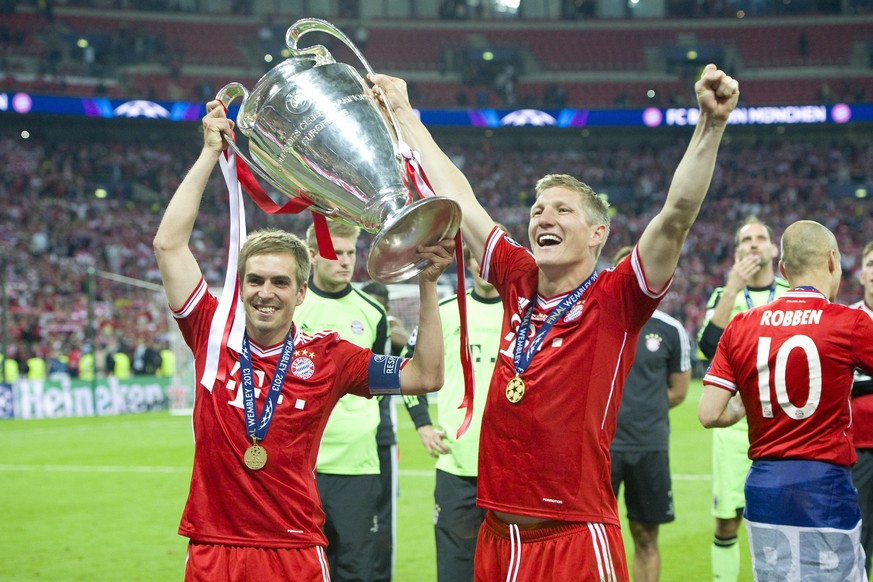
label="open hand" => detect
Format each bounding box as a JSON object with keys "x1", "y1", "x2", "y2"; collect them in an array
[{"x1": 725, "y1": 253, "x2": 762, "y2": 292}]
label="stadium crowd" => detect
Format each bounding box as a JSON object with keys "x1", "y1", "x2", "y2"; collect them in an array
[{"x1": 1, "y1": 128, "x2": 870, "y2": 375}]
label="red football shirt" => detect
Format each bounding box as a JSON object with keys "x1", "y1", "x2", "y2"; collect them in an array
[
  {"x1": 704, "y1": 288, "x2": 873, "y2": 467},
  {"x1": 173, "y1": 279, "x2": 373, "y2": 548},
  {"x1": 477, "y1": 228, "x2": 664, "y2": 524}
]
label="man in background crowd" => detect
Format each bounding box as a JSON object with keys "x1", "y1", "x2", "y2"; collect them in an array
[
  {"x1": 295, "y1": 220, "x2": 388, "y2": 582},
  {"x1": 850, "y1": 240, "x2": 873, "y2": 575},
  {"x1": 405, "y1": 242, "x2": 503, "y2": 582},
  {"x1": 696, "y1": 216, "x2": 789, "y2": 582},
  {"x1": 610, "y1": 246, "x2": 691, "y2": 582}
]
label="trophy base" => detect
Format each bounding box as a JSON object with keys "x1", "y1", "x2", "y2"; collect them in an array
[{"x1": 367, "y1": 197, "x2": 462, "y2": 284}]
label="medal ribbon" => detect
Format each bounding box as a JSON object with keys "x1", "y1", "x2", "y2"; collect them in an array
[
  {"x1": 512, "y1": 271, "x2": 598, "y2": 376},
  {"x1": 220, "y1": 103, "x2": 338, "y2": 261},
  {"x1": 401, "y1": 142, "x2": 475, "y2": 439},
  {"x1": 239, "y1": 328, "x2": 295, "y2": 442},
  {"x1": 743, "y1": 281, "x2": 776, "y2": 310}
]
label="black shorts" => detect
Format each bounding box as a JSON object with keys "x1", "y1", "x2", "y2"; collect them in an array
[{"x1": 610, "y1": 449, "x2": 675, "y2": 525}]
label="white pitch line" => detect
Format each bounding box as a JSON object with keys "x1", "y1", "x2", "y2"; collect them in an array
[
  {"x1": 0, "y1": 464, "x2": 712, "y2": 481},
  {"x1": 0, "y1": 464, "x2": 189, "y2": 474}
]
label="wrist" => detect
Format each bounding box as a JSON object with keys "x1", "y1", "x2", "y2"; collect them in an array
[
  {"x1": 199, "y1": 146, "x2": 223, "y2": 161},
  {"x1": 723, "y1": 282, "x2": 744, "y2": 296},
  {"x1": 698, "y1": 110, "x2": 730, "y2": 130}
]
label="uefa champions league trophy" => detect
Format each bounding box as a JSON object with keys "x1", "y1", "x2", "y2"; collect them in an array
[{"x1": 216, "y1": 18, "x2": 461, "y2": 283}]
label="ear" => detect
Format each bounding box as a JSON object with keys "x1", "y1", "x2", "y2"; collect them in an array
[
  {"x1": 827, "y1": 250, "x2": 837, "y2": 274},
  {"x1": 769, "y1": 243, "x2": 778, "y2": 260},
  {"x1": 590, "y1": 224, "x2": 607, "y2": 249},
  {"x1": 779, "y1": 260, "x2": 787, "y2": 280},
  {"x1": 296, "y1": 282, "x2": 308, "y2": 306}
]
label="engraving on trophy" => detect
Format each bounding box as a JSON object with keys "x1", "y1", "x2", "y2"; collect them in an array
[
  {"x1": 300, "y1": 109, "x2": 350, "y2": 147},
  {"x1": 285, "y1": 91, "x2": 311, "y2": 115}
]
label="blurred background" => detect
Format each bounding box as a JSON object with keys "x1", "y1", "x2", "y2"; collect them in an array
[{"x1": 1, "y1": 0, "x2": 871, "y2": 415}]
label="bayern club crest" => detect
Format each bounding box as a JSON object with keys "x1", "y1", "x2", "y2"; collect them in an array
[
  {"x1": 564, "y1": 302, "x2": 584, "y2": 323},
  {"x1": 645, "y1": 333, "x2": 663, "y2": 352},
  {"x1": 291, "y1": 356, "x2": 315, "y2": 379}
]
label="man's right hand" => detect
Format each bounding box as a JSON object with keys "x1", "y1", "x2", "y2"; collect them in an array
[
  {"x1": 203, "y1": 101, "x2": 235, "y2": 153},
  {"x1": 368, "y1": 73, "x2": 415, "y2": 119},
  {"x1": 417, "y1": 425, "x2": 450, "y2": 457},
  {"x1": 725, "y1": 253, "x2": 761, "y2": 293}
]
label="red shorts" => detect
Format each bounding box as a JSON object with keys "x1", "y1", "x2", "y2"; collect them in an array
[
  {"x1": 184, "y1": 541, "x2": 331, "y2": 581},
  {"x1": 474, "y1": 511, "x2": 629, "y2": 582}
]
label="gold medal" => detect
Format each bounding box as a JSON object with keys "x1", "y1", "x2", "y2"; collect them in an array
[
  {"x1": 506, "y1": 375, "x2": 525, "y2": 404},
  {"x1": 244, "y1": 440, "x2": 267, "y2": 471}
]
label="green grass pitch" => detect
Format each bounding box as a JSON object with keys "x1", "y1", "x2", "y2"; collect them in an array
[{"x1": 0, "y1": 380, "x2": 812, "y2": 581}]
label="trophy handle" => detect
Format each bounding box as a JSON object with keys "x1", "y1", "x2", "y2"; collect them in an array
[
  {"x1": 216, "y1": 82, "x2": 252, "y2": 131},
  {"x1": 286, "y1": 18, "x2": 405, "y2": 147},
  {"x1": 213, "y1": 82, "x2": 338, "y2": 217}
]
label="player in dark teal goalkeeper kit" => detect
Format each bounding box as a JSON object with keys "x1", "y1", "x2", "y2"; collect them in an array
[
  {"x1": 696, "y1": 217, "x2": 789, "y2": 582},
  {"x1": 295, "y1": 220, "x2": 388, "y2": 582}
]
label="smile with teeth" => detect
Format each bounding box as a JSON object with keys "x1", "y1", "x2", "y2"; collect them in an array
[
  {"x1": 537, "y1": 234, "x2": 562, "y2": 246},
  {"x1": 255, "y1": 305, "x2": 278, "y2": 314}
]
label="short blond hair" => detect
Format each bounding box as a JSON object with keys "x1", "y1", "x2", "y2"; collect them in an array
[
  {"x1": 305, "y1": 220, "x2": 361, "y2": 250},
  {"x1": 238, "y1": 228, "x2": 310, "y2": 286}
]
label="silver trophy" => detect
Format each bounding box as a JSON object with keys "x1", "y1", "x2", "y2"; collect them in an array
[{"x1": 216, "y1": 18, "x2": 461, "y2": 283}]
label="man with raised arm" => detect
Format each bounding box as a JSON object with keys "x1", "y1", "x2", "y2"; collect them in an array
[
  {"x1": 370, "y1": 64, "x2": 739, "y2": 581},
  {"x1": 153, "y1": 101, "x2": 453, "y2": 580}
]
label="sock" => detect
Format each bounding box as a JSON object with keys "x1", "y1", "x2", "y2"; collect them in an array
[{"x1": 712, "y1": 534, "x2": 739, "y2": 582}]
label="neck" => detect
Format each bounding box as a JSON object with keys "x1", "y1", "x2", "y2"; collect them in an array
[
  {"x1": 748, "y1": 266, "x2": 776, "y2": 288},
  {"x1": 312, "y1": 277, "x2": 349, "y2": 295},
  {"x1": 865, "y1": 293, "x2": 873, "y2": 310},
  {"x1": 790, "y1": 276, "x2": 831, "y2": 300},
  {"x1": 247, "y1": 325, "x2": 292, "y2": 348},
  {"x1": 473, "y1": 282, "x2": 500, "y2": 299},
  {"x1": 537, "y1": 261, "x2": 595, "y2": 298}
]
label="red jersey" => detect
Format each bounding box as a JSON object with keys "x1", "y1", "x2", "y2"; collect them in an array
[
  {"x1": 174, "y1": 279, "x2": 373, "y2": 548},
  {"x1": 704, "y1": 288, "x2": 873, "y2": 467},
  {"x1": 850, "y1": 300, "x2": 873, "y2": 448},
  {"x1": 477, "y1": 229, "x2": 664, "y2": 524}
]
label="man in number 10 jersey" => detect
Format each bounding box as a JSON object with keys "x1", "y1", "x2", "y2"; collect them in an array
[{"x1": 699, "y1": 221, "x2": 873, "y2": 582}]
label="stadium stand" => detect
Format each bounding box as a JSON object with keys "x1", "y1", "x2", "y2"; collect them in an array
[
  {"x1": 1, "y1": 121, "x2": 870, "y2": 375},
  {"x1": 1, "y1": 0, "x2": 871, "y2": 375},
  {"x1": 2, "y1": 3, "x2": 872, "y2": 106}
]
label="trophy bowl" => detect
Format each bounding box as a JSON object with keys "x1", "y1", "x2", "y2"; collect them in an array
[{"x1": 216, "y1": 18, "x2": 461, "y2": 284}]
